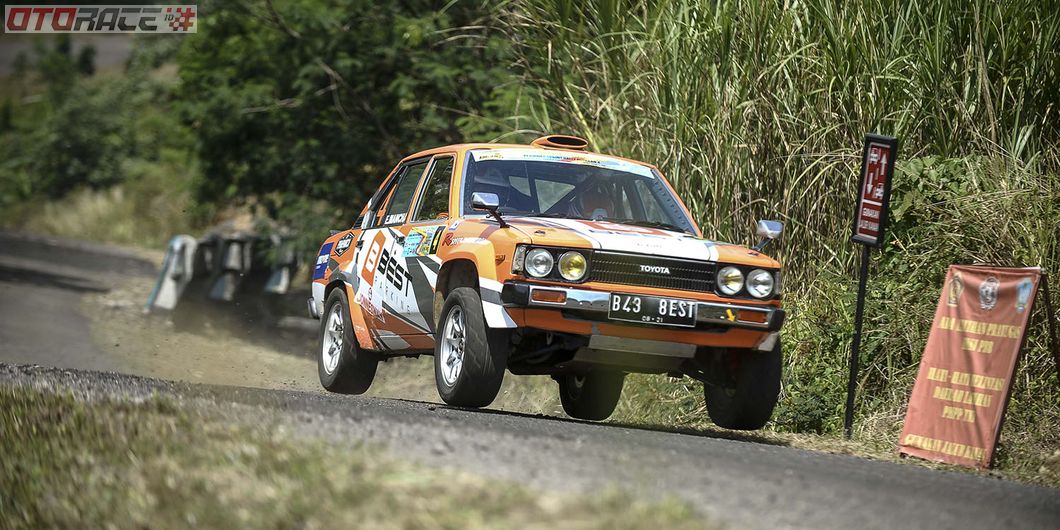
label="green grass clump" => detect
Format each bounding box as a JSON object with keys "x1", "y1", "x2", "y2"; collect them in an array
[{"x1": 0, "y1": 385, "x2": 708, "y2": 529}]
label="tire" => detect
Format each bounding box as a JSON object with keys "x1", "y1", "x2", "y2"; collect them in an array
[
  {"x1": 704, "y1": 343, "x2": 782, "y2": 430},
  {"x1": 558, "y1": 372, "x2": 625, "y2": 421},
  {"x1": 318, "y1": 288, "x2": 378, "y2": 394},
  {"x1": 434, "y1": 287, "x2": 509, "y2": 407}
]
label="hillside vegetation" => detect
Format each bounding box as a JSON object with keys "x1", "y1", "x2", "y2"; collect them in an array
[{"x1": 507, "y1": 0, "x2": 1060, "y2": 475}]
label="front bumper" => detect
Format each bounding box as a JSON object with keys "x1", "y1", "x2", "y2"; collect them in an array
[{"x1": 500, "y1": 281, "x2": 785, "y2": 332}]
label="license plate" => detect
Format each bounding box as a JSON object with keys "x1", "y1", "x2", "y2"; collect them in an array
[{"x1": 607, "y1": 293, "x2": 698, "y2": 327}]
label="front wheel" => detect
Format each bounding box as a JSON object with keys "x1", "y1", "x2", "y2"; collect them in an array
[
  {"x1": 318, "y1": 288, "x2": 378, "y2": 394},
  {"x1": 434, "y1": 287, "x2": 508, "y2": 408},
  {"x1": 558, "y1": 372, "x2": 625, "y2": 421},
  {"x1": 703, "y1": 343, "x2": 782, "y2": 430}
]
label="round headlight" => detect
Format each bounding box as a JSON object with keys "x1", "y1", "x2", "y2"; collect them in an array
[
  {"x1": 717, "y1": 266, "x2": 744, "y2": 295},
  {"x1": 558, "y1": 251, "x2": 587, "y2": 281},
  {"x1": 525, "y1": 248, "x2": 554, "y2": 278},
  {"x1": 746, "y1": 269, "x2": 774, "y2": 299}
]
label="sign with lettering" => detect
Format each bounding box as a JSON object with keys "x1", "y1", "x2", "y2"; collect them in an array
[
  {"x1": 851, "y1": 134, "x2": 897, "y2": 247},
  {"x1": 899, "y1": 265, "x2": 1042, "y2": 468}
]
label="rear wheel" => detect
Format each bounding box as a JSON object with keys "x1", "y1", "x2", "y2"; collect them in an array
[
  {"x1": 703, "y1": 343, "x2": 781, "y2": 430},
  {"x1": 318, "y1": 288, "x2": 378, "y2": 394},
  {"x1": 434, "y1": 287, "x2": 508, "y2": 407},
  {"x1": 558, "y1": 372, "x2": 625, "y2": 421}
]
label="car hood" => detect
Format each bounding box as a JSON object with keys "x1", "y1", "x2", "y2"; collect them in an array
[{"x1": 503, "y1": 217, "x2": 780, "y2": 267}]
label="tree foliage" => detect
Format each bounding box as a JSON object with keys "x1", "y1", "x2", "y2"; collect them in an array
[{"x1": 178, "y1": 0, "x2": 520, "y2": 233}]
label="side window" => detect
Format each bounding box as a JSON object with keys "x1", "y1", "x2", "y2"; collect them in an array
[
  {"x1": 413, "y1": 156, "x2": 454, "y2": 221},
  {"x1": 371, "y1": 168, "x2": 403, "y2": 228},
  {"x1": 381, "y1": 159, "x2": 429, "y2": 226}
]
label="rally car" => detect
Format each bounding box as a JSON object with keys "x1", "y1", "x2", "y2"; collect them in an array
[{"x1": 309, "y1": 135, "x2": 785, "y2": 429}]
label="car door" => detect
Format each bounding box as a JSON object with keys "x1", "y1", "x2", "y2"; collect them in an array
[
  {"x1": 350, "y1": 155, "x2": 462, "y2": 352},
  {"x1": 396, "y1": 154, "x2": 455, "y2": 328},
  {"x1": 349, "y1": 158, "x2": 430, "y2": 351}
]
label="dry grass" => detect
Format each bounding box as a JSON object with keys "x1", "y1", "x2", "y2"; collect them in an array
[
  {"x1": 0, "y1": 385, "x2": 709, "y2": 529},
  {"x1": 1, "y1": 165, "x2": 199, "y2": 250}
]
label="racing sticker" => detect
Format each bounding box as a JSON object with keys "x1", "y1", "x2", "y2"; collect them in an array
[
  {"x1": 313, "y1": 242, "x2": 334, "y2": 279},
  {"x1": 334, "y1": 232, "x2": 354, "y2": 256},
  {"x1": 471, "y1": 148, "x2": 655, "y2": 179},
  {"x1": 402, "y1": 226, "x2": 442, "y2": 257},
  {"x1": 429, "y1": 227, "x2": 444, "y2": 253}
]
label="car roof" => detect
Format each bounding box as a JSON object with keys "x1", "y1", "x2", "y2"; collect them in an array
[{"x1": 399, "y1": 142, "x2": 660, "y2": 171}]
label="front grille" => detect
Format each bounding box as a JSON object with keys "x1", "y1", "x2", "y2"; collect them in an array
[{"x1": 589, "y1": 251, "x2": 717, "y2": 293}]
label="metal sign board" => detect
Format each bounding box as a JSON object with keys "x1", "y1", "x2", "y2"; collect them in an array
[{"x1": 852, "y1": 134, "x2": 897, "y2": 247}]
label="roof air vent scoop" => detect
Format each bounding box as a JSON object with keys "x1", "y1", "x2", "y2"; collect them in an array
[{"x1": 530, "y1": 135, "x2": 589, "y2": 151}]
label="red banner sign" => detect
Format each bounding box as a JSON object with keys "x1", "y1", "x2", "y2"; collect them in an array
[
  {"x1": 852, "y1": 134, "x2": 897, "y2": 247},
  {"x1": 899, "y1": 265, "x2": 1041, "y2": 468}
]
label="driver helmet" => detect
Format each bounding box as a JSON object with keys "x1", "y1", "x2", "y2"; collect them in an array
[{"x1": 576, "y1": 184, "x2": 614, "y2": 219}]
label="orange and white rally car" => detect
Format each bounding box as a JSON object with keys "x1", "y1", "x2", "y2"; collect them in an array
[{"x1": 309, "y1": 135, "x2": 785, "y2": 429}]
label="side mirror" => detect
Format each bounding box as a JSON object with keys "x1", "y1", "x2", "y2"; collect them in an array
[
  {"x1": 753, "y1": 220, "x2": 783, "y2": 251},
  {"x1": 472, "y1": 192, "x2": 500, "y2": 210},
  {"x1": 471, "y1": 192, "x2": 509, "y2": 228}
]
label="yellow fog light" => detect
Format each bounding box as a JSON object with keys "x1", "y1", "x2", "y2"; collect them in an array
[{"x1": 558, "y1": 251, "x2": 587, "y2": 281}]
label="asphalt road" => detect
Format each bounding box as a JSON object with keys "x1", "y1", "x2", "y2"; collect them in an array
[{"x1": 1, "y1": 231, "x2": 1057, "y2": 529}]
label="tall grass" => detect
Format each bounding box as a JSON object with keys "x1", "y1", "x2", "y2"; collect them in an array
[
  {"x1": 507, "y1": 0, "x2": 1059, "y2": 280},
  {"x1": 503, "y1": 0, "x2": 1060, "y2": 473}
]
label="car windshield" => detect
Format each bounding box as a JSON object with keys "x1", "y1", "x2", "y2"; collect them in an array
[{"x1": 462, "y1": 150, "x2": 697, "y2": 234}]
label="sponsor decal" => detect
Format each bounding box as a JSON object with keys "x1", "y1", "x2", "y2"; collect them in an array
[
  {"x1": 639, "y1": 264, "x2": 671, "y2": 274},
  {"x1": 470, "y1": 148, "x2": 655, "y2": 179},
  {"x1": 402, "y1": 226, "x2": 441, "y2": 257},
  {"x1": 5, "y1": 5, "x2": 197, "y2": 33},
  {"x1": 1015, "y1": 278, "x2": 1033, "y2": 313},
  {"x1": 359, "y1": 232, "x2": 387, "y2": 287},
  {"x1": 448, "y1": 219, "x2": 461, "y2": 231},
  {"x1": 946, "y1": 273, "x2": 964, "y2": 307},
  {"x1": 375, "y1": 244, "x2": 413, "y2": 296},
  {"x1": 402, "y1": 232, "x2": 424, "y2": 257},
  {"x1": 354, "y1": 286, "x2": 383, "y2": 321},
  {"x1": 334, "y1": 232, "x2": 353, "y2": 256},
  {"x1": 313, "y1": 242, "x2": 333, "y2": 280},
  {"x1": 429, "y1": 228, "x2": 444, "y2": 254},
  {"x1": 443, "y1": 233, "x2": 454, "y2": 246},
  {"x1": 978, "y1": 276, "x2": 999, "y2": 311},
  {"x1": 445, "y1": 237, "x2": 489, "y2": 247}
]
